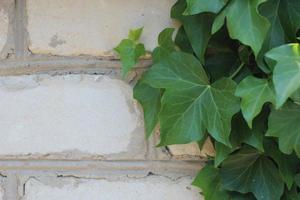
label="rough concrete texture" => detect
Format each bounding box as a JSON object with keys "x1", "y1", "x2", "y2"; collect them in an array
[
  {"x1": 26, "y1": 0, "x2": 176, "y2": 56},
  {"x1": 0, "y1": 0, "x2": 13, "y2": 58},
  {"x1": 23, "y1": 176, "x2": 202, "y2": 200},
  {"x1": 0, "y1": 75, "x2": 145, "y2": 159}
]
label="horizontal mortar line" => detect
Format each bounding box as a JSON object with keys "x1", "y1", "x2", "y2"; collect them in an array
[
  {"x1": 0, "y1": 57, "x2": 152, "y2": 75},
  {"x1": 0, "y1": 160, "x2": 204, "y2": 171}
]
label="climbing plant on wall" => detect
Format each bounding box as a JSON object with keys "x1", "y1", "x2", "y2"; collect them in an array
[{"x1": 115, "y1": 0, "x2": 300, "y2": 199}]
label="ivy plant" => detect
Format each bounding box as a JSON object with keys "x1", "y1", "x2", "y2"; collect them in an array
[{"x1": 115, "y1": 0, "x2": 300, "y2": 199}]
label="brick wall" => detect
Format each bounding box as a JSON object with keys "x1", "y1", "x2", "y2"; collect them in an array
[{"x1": 0, "y1": 0, "x2": 214, "y2": 199}]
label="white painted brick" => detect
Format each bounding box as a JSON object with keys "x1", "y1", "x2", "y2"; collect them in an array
[
  {"x1": 0, "y1": 0, "x2": 11, "y2": 55},
  {"x1": 0, "y1": 75, "x2": 145, "y2": 158},
  {"x1": 23, "y1": 176, "x2": 202, "y2": 200},
  {"x1": 0, "y1": 187, "x2": 3, "y2": 200},
  {"x1": 26, "y1": 0, "x2": 176, "y2": 56}
]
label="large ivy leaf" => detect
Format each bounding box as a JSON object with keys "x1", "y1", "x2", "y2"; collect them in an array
[
  {"x1": 134, "y1": 28, "x2": 178, "y2": 138},
  {"x1": 115, "y1": 28, "x2": 145, "y2": 77},
  {"x1": 184, "y1": 0, "x2": 227, "y2": 15},
  {"x1": 265, "y1": 43, "x2": 300, "y2": 108},
  {"x1": 267, "y1": 102, "x2": 300, "y2": 157},
  {"x1": 133, "y1": 81, "x2": 161, "y2": 138},
  {"x1": 265, "y1": 139, "x2": 300, "y2": 189},
  {"x1": 221, "y1": 147, "x2": 284, "y2": 200},
  {"x1": 143, "y1": 52, "x2": 240, "y2": 146},
  {"x1": 215, "y1": 111, "x2": 267, "y2": 166},
  {"x1": 192, "y1": 164, "x2": 230, "y2": 200},
  {"x1": 257, "y1": 0, "x2": 286, "y2": 73},
  {"x1": 172, "y1": 0, "x2": 214, "y2": 64},
  {"x1": 235, "y1": 76, "x2": 275, "y2": 128},
  {"x1": 175, "y1": 26, "x2": 193, "y2": 54},
  {"x1": 212, "y1": 0, "x2": 270, "y2": 56}
]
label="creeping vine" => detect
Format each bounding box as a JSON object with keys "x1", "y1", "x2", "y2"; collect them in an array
[{"x1": 115, "y1": 0, "x2": 300, "y2": 199}]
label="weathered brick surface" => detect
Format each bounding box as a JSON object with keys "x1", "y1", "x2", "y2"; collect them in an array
[
  {"x1": 0, "y1": 75, "x2": 145, "y2": 159},
  {"x1": 0, "y1": 0, "x2": 13, "y2": 58},
  {"x1": 26, "y1": 0, "x2": 176, "y2": 56},
  {"x1": 22, "y1": 176, "x2": 202, "y2": 200},
  {"x1": 0, "y1": 1, "x2": 207, "y2": 198}
]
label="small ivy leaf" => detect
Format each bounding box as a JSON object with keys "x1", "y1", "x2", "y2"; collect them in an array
[
  {"x1": 115, "y1": 40, "x2": 145, "y2": 77},
  {"x1": 128, "y1": 27, "x2": 143, "y2": 42},
  {"x1": 265, "y1": 43, "x2": 300, "y2": 108},
  {"x1": 267, "y1": 102, "x2": 300, "y2": 157},
  {"x1": 212, "y1": 0, "x2": 270, "y2": 57},
  {"x1": 183, "y1": 0, "x2": 228, "y2": 15},
  {"x1": 152, "y1": 28, "x2": 176, "y2": 63},
  {"x1": 192, "y1": 164, "x2": 230, "y2": 200},
  {"x1": 235, "y1": 76, "x2": 275, "y2": 128},
  {"x1": 264, "y1": 139, "x2": 300, "y2": 190},
  {"x1": 171, "y1": 0, "x2": 214, "y2": 64},
  {"x1": 133, "y1": 81, "x2": 161, "y2": 138},
  {"x1": 221, "y1": 147, "x2": 285, "y2": 200},
  {"x1": 114, "y1": 30, "x2": 145, "y2": 77},
  {"x1": 143, "y1": 52, "x2": 240, "y2": 146},
  {"x1": 157, "y1": 28, "x2": 175, "y2": 51}
]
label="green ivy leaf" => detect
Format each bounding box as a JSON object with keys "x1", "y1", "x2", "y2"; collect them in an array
[
  {"x1": 175, "y1": 26, "x2": 193, "y2": 54},
  {"x1": 184, "y1": 0, "x2": 227, "y2": 15},
  {"x1": 152, "y1": 28, "x2": 176, "y2": 63},
  {"x1": 128, "y1": 27, "x2": 144, "y2": 42},
  {"x1": 235, "y1": 76, "x2": 275, "y2": 128},
  {"x1": 133, "y1": 81, "x2": 161, "y2": 138},
  {"x1": 295, "y1": 174, "x2": 300, "y2": 187},
  {"x1": 292, "y1": 89, "x2": 300, "y2": 103},
  {"x1": 257, "y1": 0, "x2": 286, "y2": 73},
  {"x1": 215, "y1": 111, "x2": 267, "y2": 167},
  {"x1": 230, "y1": 193, "x2": 256, "y2": 200},
  {"x1": 172, "y1": 0, "x2": 214, "y2": 64},
  {"x1": 143, "y1": 52, "x2": 240, "y2": 146},
  {"x1": 134, "y1": 27, "x2": 179, "y2": 138},
  {"x1": 114, "y1": 28, "x2": 145, "y2": 77},
  {"x1": 193, "y1": 164, "x2": 230, "y2": 200},
  {"x1": 267, "y1": 102, "x2": 300, "y2": 157},
  {"x1": 221, "y1": 147, "x2": 284, "y2": 200},
  {"x1": 212, "y1": 0, "x2": 270, "y2": 56},
  {"x1": 265, "y1": 140, "x2": 299, "y2": 190},
  {"x1": 265, "y1": 43, "x2": 300, "y2": 108},
  {"x1": 279, "y1": 0, "x2": 300, "y2": 41}
]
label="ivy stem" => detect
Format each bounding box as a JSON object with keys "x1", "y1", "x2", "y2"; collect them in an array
[{"x1": 229, "y1": 62, "x2": 244, "y2": 79}]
